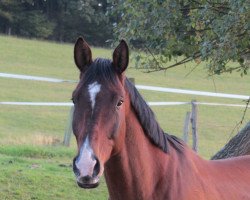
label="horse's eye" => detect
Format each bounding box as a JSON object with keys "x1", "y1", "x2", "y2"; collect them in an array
[{"x1": 116, "y1": 100, "x2": 124, "y2": 107}]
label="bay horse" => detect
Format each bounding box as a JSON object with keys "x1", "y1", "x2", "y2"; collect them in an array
[{"x1": 72, "y1": 37, "x2": 250, "y2": 200}]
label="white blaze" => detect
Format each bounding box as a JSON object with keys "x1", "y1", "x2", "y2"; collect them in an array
[
  {"x1": 75, "y1": 82, "x2": 101, "y2": 177},
  {"x1": 76, "y1": 136, "x2": 96, "y2": 177},
  {"x1": 76, "y1": 81, "x2": 101, "y2": 177},
  {"x1": 88, "y1": 82, "x2": 101, "y2": 111}
]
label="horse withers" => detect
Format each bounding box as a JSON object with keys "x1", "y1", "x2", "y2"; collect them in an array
[{"x1": 71, "y1": 37, "x2": 250, "y2": 200}]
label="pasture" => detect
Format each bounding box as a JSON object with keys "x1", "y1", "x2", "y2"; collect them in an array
[{"x1": 0, "y1": 35, "x2": 249, "y2": 199}]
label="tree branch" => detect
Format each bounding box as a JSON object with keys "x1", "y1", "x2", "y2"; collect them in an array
[
  {"x1": 144, "y1": 51, "x2": 201, "y2": 73},
  {"x1": 226, "y1": 98, "x2": 250, "y2": 143}
]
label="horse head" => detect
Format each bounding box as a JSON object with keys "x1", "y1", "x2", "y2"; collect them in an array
[{"x1": 72, "y1": 37, "x2": 129, "y2": 188}]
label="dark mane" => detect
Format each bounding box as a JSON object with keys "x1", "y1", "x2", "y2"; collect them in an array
[
  {"x1": 80, "y1": 58, "x2": 184, "y2": 153},
  {"x1": 125, "y1": 79, "x2": 184, "y2": 153}
]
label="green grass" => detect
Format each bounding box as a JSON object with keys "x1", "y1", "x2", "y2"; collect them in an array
[
  {"x1": 0, "y1": 154, "x2": 108, "y2": 200},
  {"x1": 0, "y1": 35, "x2": 249, "y2": 199}
]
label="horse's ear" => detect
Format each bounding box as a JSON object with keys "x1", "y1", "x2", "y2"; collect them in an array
[
  {"x1": 74, "y1": 37, "x2": 92, "y2": 73},
  {"x1": 113, "y1": 40, "x2": 129, "y2": 74}
]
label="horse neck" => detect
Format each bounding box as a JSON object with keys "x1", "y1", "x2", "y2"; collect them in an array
[{"x1": 104, "y1": 106, "x2": 188, "y2": 200}]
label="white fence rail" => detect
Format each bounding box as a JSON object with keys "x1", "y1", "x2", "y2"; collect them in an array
[
  {"x1": 1, "y1": 72, "x2": 249, "y2": 100},
  {"x1": 0, "y1": 72, "x2": 76, "y2": 83},
  {"x1": 0, "y1": 101, "x2": 249, "y2": 108},
  {"x1": 136, "y1": 85, "x2": 250, "y2": 100}
]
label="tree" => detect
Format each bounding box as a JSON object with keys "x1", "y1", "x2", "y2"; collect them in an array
[
  {"x1": 211, "y1": 121, "x2": 250, "y2": 160},
  {"x1": 46, "y1": 0, "x2": 112, "y2": 45},
  {"x1": 0, "y1": 0, "x2": 113, "y2": 45},
  {"x1": 16, "y1": 10, "x2": 55, "y2": 39},
  {"x1": 0, "y1": 0, "x2": 20, "y2": 35},
  {"x1": 0, "y1": 0, "x2": 54, "y2": 39},
  {"x1": 109, "y1": 0, "x2": 250, "y2": 75}
]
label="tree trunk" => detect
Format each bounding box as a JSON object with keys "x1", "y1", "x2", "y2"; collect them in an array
[
  {"x1": 211, "y1": 121, "x2": 250, "y2": 160},
  {"x1": 6, "y1": 26, "x2": 11, "y2": 35}
]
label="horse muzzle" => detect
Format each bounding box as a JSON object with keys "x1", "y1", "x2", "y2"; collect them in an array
[
  {"x1": 76, "y1": 175, "x2": 100, "y2": 189},
  {"x1": 73, "y1": 153, "x2": 101, "y2": 189}
]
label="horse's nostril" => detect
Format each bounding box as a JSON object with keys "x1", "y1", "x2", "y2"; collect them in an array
[
  {"x1": 73, "y1": 157, "x2": 80, "y2": 176},
  {"x1": 93, "y1": 157, "x2": 100, "y2": 177}
]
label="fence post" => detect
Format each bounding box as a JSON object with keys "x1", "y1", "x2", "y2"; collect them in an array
[
  {"x1": 191, "y1": 100, "x2": 198, "y2": 152},
  {"x1": 63, "y1": 106, "x2": 74, "y2": 146},
  {"x1": 183, "y1": 111, "x2": 191, "y2": 143}
]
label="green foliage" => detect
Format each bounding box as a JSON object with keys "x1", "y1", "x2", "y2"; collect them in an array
[
  {"x1": 16, "y1": 11, "x2": 55, "y2": 38},
  {"x1": 52, "y1": 0, "x2": 112, "y2": 45},
  {"x1": 109, "y1": 0, "x2": 250, "y2": 75},
  {"x1": 0, "y1": 0, "x2": 20, "y2": 32},
  {"x1": 0, "y1": 0, "x2": 112, "y2": 45}
]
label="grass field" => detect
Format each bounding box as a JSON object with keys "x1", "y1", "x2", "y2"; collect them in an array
[{"x1": 0, "y1": 35, "x2": 249, "y2": 199}]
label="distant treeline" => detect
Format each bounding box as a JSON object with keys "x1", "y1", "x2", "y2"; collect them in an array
[{"x1": 0, "y1": 0, "x2": 113, "y2": 46}]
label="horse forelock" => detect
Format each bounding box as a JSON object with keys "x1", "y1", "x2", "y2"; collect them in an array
[
  {"x1": 83, "y1": 58, "x2": 118, "y2": 86},
  {"x1": 72, "y1": 58, "x2": 118, "y2": 100}
]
